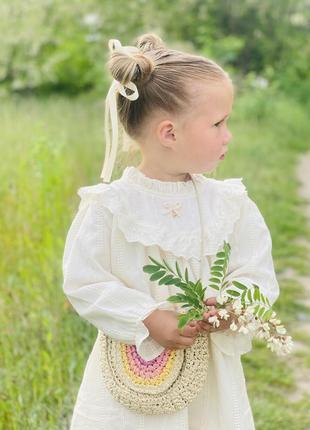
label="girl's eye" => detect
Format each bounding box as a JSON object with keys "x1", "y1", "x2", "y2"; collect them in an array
[{"x1": 214, "y1": 120, "x2": 223, "y2": 127}]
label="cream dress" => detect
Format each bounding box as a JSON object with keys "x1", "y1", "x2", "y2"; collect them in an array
[{"x1": 62, "y1": 166, "x2": 280, "y2": 430}]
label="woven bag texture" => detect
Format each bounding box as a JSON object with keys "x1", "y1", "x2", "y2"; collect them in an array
[{"x1": 99, "y1": 330, "x2": 209, "y2": 415}]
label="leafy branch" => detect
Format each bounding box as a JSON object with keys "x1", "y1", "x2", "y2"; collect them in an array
[{"x1": 143, "y1": 241, "x2": 276, "y2": 329}]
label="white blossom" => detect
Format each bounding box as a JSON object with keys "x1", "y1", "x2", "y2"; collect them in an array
[
  {"x1": 276, "y1": 325, "x2": 287, "y2": 335},
  {"x1": 218, "y1": 309, "x2": 230, "y2": 320},
  {"x1": 232, "y1": 299, "x2": 243, "y2": 315},
  {"x1": 230, "y1": 321, "x2": 238, "y2": 331},
  {"x1": 217, "y1": 291, "x2": 229, "y2": 305},
  {"x1": 208, "y1": 315, "x2": 220, "y2": 328}
]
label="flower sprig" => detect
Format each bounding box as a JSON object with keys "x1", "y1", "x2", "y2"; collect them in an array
[{"x1": 142, "y1": 241, "x2": 293, "y2": 356}]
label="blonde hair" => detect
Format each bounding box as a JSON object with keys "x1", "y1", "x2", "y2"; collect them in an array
[{"x1": 106, "y1": 33, "x2": 231, "y2": 152}]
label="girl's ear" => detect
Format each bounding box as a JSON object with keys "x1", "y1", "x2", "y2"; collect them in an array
[{"x1": 156, "y1": 119, "x2": 177, "y2": 148}]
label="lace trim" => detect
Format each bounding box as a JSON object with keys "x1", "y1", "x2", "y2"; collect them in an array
[{"x1": 77, "y1": 177, "x2": 248, "y2": 259}]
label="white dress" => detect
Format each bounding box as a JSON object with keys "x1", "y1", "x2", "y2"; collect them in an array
[{"x1": 62, "y1": 166, "x2": 280, "y2": 430}]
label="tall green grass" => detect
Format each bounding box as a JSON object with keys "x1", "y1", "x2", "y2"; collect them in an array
[{"x1": 1, "y1": 88, "x2": 310, "y2": 429}]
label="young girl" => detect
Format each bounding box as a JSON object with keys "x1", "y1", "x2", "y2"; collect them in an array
[{"x1": 62, "y1": 33, "x2": 279, "y2": 430}]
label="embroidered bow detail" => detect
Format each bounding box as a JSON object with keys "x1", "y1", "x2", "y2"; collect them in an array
[{"x1": 162, "y1": 202, "x2": 182, "y2": 218}]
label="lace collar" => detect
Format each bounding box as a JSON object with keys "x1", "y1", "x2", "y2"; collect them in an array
[{"x1": 78, "y1": 168, "x2": 247, "y2": 259}]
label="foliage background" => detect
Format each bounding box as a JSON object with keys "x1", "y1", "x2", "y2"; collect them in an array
[{"x1": 1, "y1": 1, "x2": 310, "y2": 429}]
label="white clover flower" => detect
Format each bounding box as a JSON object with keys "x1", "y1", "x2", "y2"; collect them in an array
[
  {"x1": 230, "y1": 321, "x2": 238, "y2": 331},
  {"x1": 218, "y1": 309, "x2": 230, "y2": 320},
  {"x1": 208, "y1": 315, "x2": 220, "y2": 328}
]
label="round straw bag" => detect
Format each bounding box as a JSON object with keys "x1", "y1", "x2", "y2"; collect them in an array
[{"x1": 99, "y1": 330, "x2": 209, "y2": 415}]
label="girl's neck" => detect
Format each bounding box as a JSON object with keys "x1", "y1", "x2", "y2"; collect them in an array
[{"x1": 136, "y1": 164, "x2": 191, "y2": 183}]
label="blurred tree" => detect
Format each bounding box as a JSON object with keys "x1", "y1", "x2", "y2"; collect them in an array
[{"x1": 0, "y1": 0, "x2": 308, "y2": 102}]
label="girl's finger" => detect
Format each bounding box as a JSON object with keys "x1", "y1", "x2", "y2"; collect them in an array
[
  {"x1": 204, "y1": 297, "x2": 217, "y2": 307},
  {"x1": 180, "y1": 325, "x2": 199, "y2": 337},
  {"x1": 202, "y1": 308, "x2": 217, "y2": 320}
]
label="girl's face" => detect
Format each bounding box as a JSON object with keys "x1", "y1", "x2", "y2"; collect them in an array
[{"x1": 173, "y1": 79, "x2": 234, "y2": 174}]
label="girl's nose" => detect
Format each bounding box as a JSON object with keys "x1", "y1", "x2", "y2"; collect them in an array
[{"x1": 224, "y1": 128, "x2": 233, "y2": 143}]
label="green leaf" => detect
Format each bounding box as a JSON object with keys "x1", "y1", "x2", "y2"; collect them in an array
[
  {"x1": 247, "y1": 289, "x2": 253, "y2": 303},
  {"x1": 254, "y1": 286, "x2": 260, "y2": 301},
  {"x1": 165, "y1": 278, "x2": 179, "y2": 285},
  {"x1": 241, "y1": 291, "x2": 247, "y2": 303},
  {"x1": 167, "y1": 294, "x2": 188, "y2": 303},
  {"x1": 262, "y1": 308, "x2": 273, "y2": 321},
  {"x1": 216, "y1": 251, "x2": 226, "y2": 258},
  {"x1": 148, "y1": 256, "x2": 166, "y2": 269},
  {"x1": 209, "y1": 277, "x2": 221, "y2": 284},
  {"x1": 214, "y1": 259, "x2": 225, "y2": 265},
  {"x1": 177, "y1": 313, "x2": 193, "y2": 329},
  {"x1": 175, "y1": 261, "x2": 182, "y2": 278},
  {"x1": 226, "y1": 289, "x2": 240, "y2": 297},
  {"x1": 258, "y1": 306, "x2": 265, "y2": 318},
  {"x1": 209, "y1": 283, "x2": 220, "y2": 291},
  {"x1": 142, "y1": 264, "x2": 159, "y2": 274},
  {"x1": 232, "y1": 281, "x2": 248, "y2": 291},
  {"x1": 158, "y1": 275, "x2": 175, "y2": 285},
  {"x1": 211, "y1": 265, "x2": 224, "y2": 272},
  {"x1": 185, "y1": 268, "x2": 189, "y2": 283},
  {"x1": 211, "y1": 271, "x2": 223, "y2": 278},
  {"x1": 150, "y1": 270, "x2": 166, "y2": 281},
  {"x1": 254, "y1": 304, "x2": 260, "y2": 315},
  {"x1": 162, "y1": 258, "x2": 175, "y2": 274}
]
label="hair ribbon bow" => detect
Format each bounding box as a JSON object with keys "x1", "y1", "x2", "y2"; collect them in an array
[{"x1": 100, "y1": 39, "x2": 139, "y2": 183}]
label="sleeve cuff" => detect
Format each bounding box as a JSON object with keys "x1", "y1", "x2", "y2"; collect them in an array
[{"x1": 134, "y1": 300, "x2": 175, "y2": 361}]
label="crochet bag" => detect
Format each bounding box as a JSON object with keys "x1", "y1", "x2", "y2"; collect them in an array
[{"x1": 99, "y1": 330, "x2": 209, "y2": 415}]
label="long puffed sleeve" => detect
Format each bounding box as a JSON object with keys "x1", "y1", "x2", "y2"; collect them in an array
[
  {"x1": 210, "y1": 194, "x2": 280, "y2": 356},
  {"x1": 62, "y1": 191, "x2": 170, "y2": 361}
]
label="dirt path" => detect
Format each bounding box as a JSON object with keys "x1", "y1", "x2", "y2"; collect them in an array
[{"x1": 279, "y1": 151, "x2": 310, "y2": 402}]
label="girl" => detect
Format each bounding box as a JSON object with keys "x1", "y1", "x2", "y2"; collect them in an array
[{"x1": 62, "y1": 33, "x2": 279, "y2": 430}]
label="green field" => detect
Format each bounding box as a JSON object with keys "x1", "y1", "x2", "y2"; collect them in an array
[{"x1": 1, "y1": 88, "x2": 310, "y2": 429}]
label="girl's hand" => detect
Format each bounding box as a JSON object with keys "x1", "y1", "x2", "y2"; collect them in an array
[
  {"x1": 143, "y1": 309, "x2": 213, "y2": 350},
  {"x1": 195, "y1": 297, "x2": 234, "y2": 334}
]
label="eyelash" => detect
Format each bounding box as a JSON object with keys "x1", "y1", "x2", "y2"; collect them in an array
[{"x1": 214, "y1": 120, "x2": 223, "y2": 127}]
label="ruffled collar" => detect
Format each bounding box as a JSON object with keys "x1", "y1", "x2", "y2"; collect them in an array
[
  {"x1": 77, "y1": 168, "x2": 248, "y2": 259},
  {"x1": 119, "y1": 166, "x2": 206, "y2": 195}
]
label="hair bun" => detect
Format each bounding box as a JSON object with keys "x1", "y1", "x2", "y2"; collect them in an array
[
  {"x1": 135, "y1": 33, "x2": 166, "y2": 53},
  {"x1": 107, "y1": 41, "x2": 155, "y2": 87}
]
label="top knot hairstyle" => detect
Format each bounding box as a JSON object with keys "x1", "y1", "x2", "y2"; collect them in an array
[{"x1": 101, "y1": 33, "x2": 231, "y2": 182}]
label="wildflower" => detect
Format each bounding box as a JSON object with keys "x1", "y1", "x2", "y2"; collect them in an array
[
  {"x1": 230, "y1": 321, "x2": 238, "y2": 331},
  {"x1": 276, "y1": 325, "x2": 287, "y2": 335},
  {"x1": 208, "y1": 315, "x2": 220, "y2": 328},
  {"x1": 218, "y1": 309, "x2": 230, "y2": 320},
  {"x1": 232, "y1": 299, "x2": 243, "y2": 315}
]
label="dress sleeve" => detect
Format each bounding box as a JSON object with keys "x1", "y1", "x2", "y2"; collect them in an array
[
  {"x1": 210, "y1": 194, "x2": 280, "y2": 356},
  {"x1": 62, "y1": 191, "x2": 170, "y2": 361}
]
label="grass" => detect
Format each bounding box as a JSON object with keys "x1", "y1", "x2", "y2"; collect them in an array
[{"x1": 1, "y1": 87, "x2": 310, "y2": 429}]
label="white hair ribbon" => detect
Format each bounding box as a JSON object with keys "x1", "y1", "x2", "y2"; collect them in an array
[{"x1": 100, "y1": 39, "x2": 139, "y2": 183}]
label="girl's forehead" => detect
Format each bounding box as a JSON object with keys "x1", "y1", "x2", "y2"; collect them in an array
[{"x1": 188, "y1": 80, "x2": 234, "y2": 117}]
